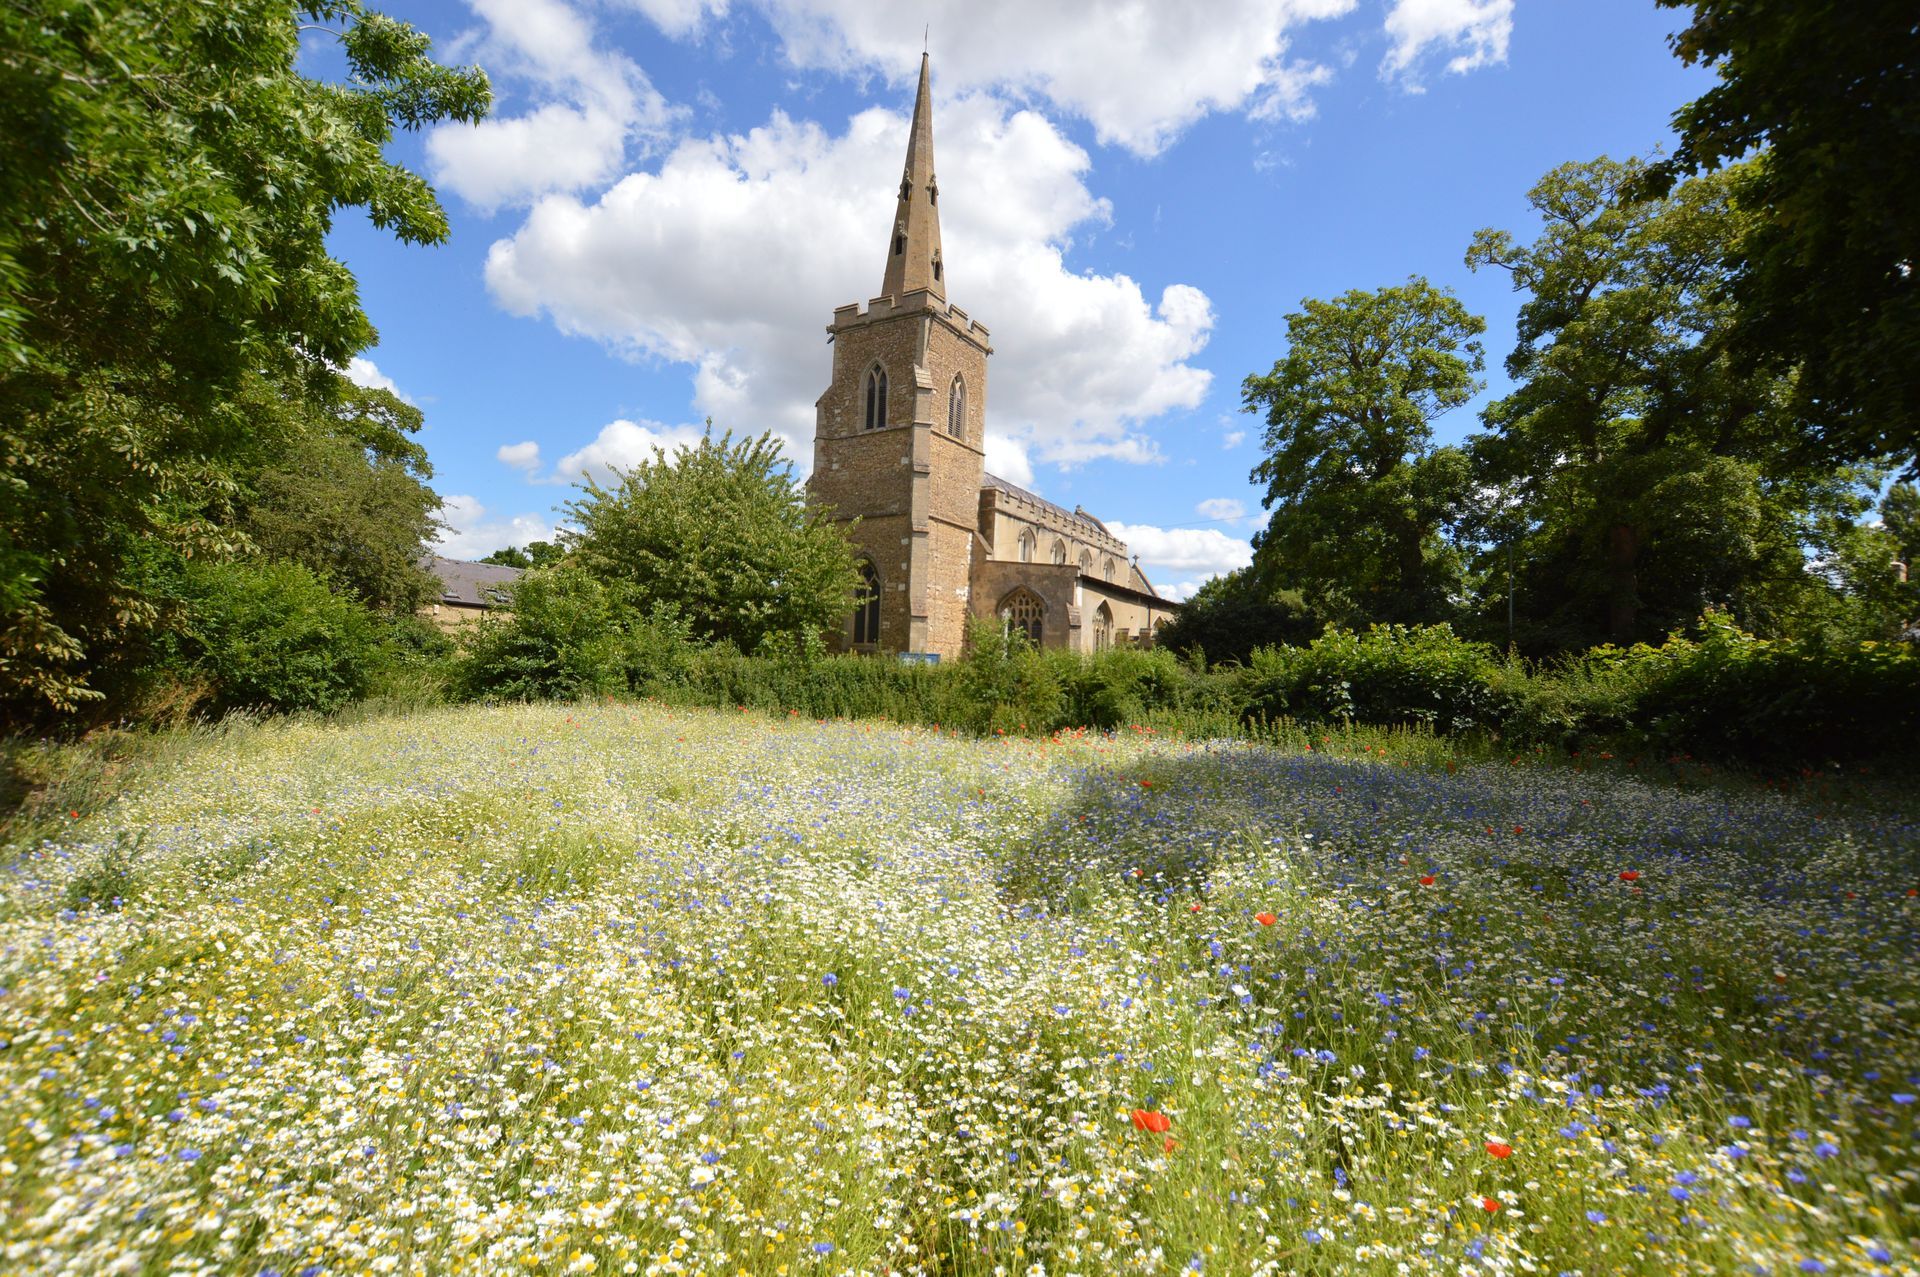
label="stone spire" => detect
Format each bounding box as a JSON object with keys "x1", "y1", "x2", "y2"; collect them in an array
[{"x1": 880, "y1": 52, "x2": 945, "y2": 302}]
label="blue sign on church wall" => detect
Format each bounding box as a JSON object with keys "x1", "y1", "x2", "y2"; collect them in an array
[{"x1": 899, "y1": 652, "x2": 940, "y2": 665}]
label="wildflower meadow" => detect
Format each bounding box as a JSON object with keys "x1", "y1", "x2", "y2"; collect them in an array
[{"x1": 2, "y1": 701, "x2": 1916, "y2": 1275}]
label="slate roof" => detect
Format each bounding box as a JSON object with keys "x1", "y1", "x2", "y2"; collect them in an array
[{"x1": 425, "y1": 556, "x2": 521, "y2": 607}]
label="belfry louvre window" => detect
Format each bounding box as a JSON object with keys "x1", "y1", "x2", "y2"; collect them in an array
[
  {"x1": 948, "y1": 376, "x2": 965, "y2": 437},
  {"x1": 1000, "y1": 588, "x2": 1044, "y2": 646},
  {"x1": 853, "y1": 561, "x2": 882, "y2": 645},
  {"x1": 864, "y1": 367, "x2": 888, "y2": 431}
]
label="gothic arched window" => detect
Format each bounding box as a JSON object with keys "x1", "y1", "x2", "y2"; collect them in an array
[
  {"x1": 1018, "y1": 529, "x2": 1037, "y2": 563},
  {"x1": 1102, "y1": 556, "x2": 1118, "y2": 582},
  {"x1": 864, "y1": 366, "x2": 888, "y2": 431},
  {"x1": 1000, "y1": 588, "x2": 1044, "y2": 647},
  {"x1": 1093, "y1": 602, "x2": 1114, "y2": 651},
  {"x1": 853, "y1": 560, "x2": 882, "y2": 646},
  {"x1": 1078, "y1": 549, "x2": 1093, "y2": 573},
  {"x1": 1050, "y1": 539, "x2": 1068, "y2": 565},
  {"x1": 948, "y1": 375, "x2": 965, "y2": 437}
]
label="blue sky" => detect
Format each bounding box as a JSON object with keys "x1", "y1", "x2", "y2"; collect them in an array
[{"x1": 325, "y1": 0, "x2": 1713, "y2": 597}]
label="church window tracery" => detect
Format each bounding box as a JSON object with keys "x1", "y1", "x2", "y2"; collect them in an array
[
  {"x1": 853, "y1": 560, "x2": 882, "y2": 646},
  {"x1": 1000, "y1": 588, "x2": 1044, "y2": 646},
  {"x1": 1018, "y1": 529, "x2": 1037, "y2": 562},
  {"x1": 948, "y1": 376, "x2": 965, "y2": 437},
  {"x1": 865, "y1": 366, "x2": 888, "y2": 431},
  {"x1": 1093, "y1": 602, "x2": 1114, "y2": 651}
]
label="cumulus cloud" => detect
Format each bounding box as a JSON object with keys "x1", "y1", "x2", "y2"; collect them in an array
[
  {"x1": 1382, "y1": 0, "x2": 1513, "y2": 83},
  {"x1": 497, "y1": 440, "x2": 543, "y2": 473},
  {"x1": 548, "y1": 418, "x2": 721, "y2": 486},
  {"x1": 1196, "y1": 497, "x2": 1246, "y2": 522},
  {"x1": 755, "y1": 0, "x2": 1358, "y2": 155},
  {"x1": 1105, "y1": 521, "x2": 1253, "y2": 593},
  {"x1": 984, "y1": 434, "x2": 1035, "y2": 489},
  {"x1": 343, "y1": 356, "x2": 408, "y2": 401},
  {"x1": 433, "y1": 494, "x2": 558, "y2": 560},
  {"x1": 426, "y1": 0, "x2": 678, "y2": 209},
  {"x1": 484, "y1": 93, "x2": 1214, "y2": 470},
  {"x1": 1222, "y1": 429, "x2": 1247, "y2": 449}
]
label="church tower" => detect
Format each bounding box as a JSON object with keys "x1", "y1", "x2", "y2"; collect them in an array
[{"x1": 811, "y1": 53, "x2": 991, "y2": 659}]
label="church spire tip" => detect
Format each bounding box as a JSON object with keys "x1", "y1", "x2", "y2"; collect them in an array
[{"x1": 880, "y1": 50, "x2": 945, "y2": 302}]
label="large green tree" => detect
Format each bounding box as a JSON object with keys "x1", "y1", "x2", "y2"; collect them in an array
[
  {"x1": 1242, "y1": 277, "x2": 1484, "y2": 628},
  {"x1": 1467, "y1": 157, "x2": 1877, "y2": 649},
  {"x1": 565, "y1": 430, "x2": 864, "y2": 654},
  {"x1": 0, "y1": 1, "x2": 487, "y2": 718},
  {"x1": 1646, "y1": 0, "x2": 1920, "y2": 470},
  {"x1": 237, "y1": 372, "x2": 443, "y2": 614}
]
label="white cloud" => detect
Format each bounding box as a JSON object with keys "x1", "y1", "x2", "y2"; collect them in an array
[
  {"x1": 1382, "y1": 0, "x2": 1513, "y2": 83},
  {"x1": 426, "y1": 0, "x2": 678, "y2": 209},
  {"x1": 614, "y1": 0, "x2": 727, "y2": 37},
  {"x1": 984, "y1": 434, "x2": 1035, "y2": 489},
  {"x1": 1222, "y1": 429, "x2": 1246, "y2": 449},
  {"x1": 433, "y1": 494, "x2": 558, "y2": 560},
  {"x1": 484, "y1": 94, "x2": 1214, "y2": 470},
  {"x1": 756, "y1": 0, "x2": 1357, "y2": 156},
  {"x1": 343, "y1": 356, "x2": 408, "y2": 401},
  {"x1": 497, "y1": 440, "x2": 543, "y2": 473},
  {"x1": 1105, "y1": 521, "x2": 1253, "y2": 592},
  {"x1": 549, "y1": 418, "x2": 718, "y2": 486},
  {"x1": 1196, "y1": 497, "x2": 1246, "y2": 522}
]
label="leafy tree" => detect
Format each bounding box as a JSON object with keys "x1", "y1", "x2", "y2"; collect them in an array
[
  {"x1": 1152, "y1": 567, "x2": 1320, "y2": 667},
  {"x1": 1883, "y1": 483, "x2": 1920, "y2": 572},
  {"x1": 0, "y1": 1, "x2": 488, "y2": 719},
  {"x1": 1242, "y1": 278, "x2": 1484, "y2": 628},
  {"x1": 1466, "y1": 158, "x2": 1875, "y2": 649},
  {"x1": 480, "y1": 542, "x2": 568, "y2": 570},
  {"x1": 1647, "y1": 0, "x2": 1920, "y2": 471},
  {"x1": 238, "y1": 372, "x2": 442, "y2": 614},
  {"x1": 565, "y1": 430, "x2": 863, "y2": 653}
]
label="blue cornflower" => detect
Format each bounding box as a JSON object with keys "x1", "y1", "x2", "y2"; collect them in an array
[
  {"x1": 1727, "y1": 1116, "x2": 1751, "y2": 1128},
  {"x1": 811, "y1": 1242, "x2": 834, "y2": 1255},
  {"x1": 821, "y1": 973, "x2": 837, "y2": 987},
  {"x1": 1815, "y1": 1141, "x2": 1839, "y2": 1158},
  {"x1": 1586, "y1": 1210, "x2": 1607, "y2": 1224}
]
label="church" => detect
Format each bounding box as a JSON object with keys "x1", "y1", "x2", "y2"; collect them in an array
[{"x1": 809, "y1": 54, "x2": 1178, "y2": 661}]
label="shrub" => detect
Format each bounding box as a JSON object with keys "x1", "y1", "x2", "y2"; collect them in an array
[
  {"x1": 1599, "y1": 614, "x2": 1920, "y2": 761},
  {"x1": 162, "y1": 558, "x2": 384, "y2": 715},
  {"x1": 1238, "y1": 624, "x2": 1513, "y2": 734},
  {"x1": 454, "y1": 565, "x2": 628, "y2": 702},
  {"x1": 952, "y1": 618, "x2": 1063, "y2": 734}
]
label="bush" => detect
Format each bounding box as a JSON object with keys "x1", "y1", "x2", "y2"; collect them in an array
[
  {"x1": 1597, "y1": 614, "x2": 1920, "y2": 761},
  {"x1": 951, "y1": 618, "x2": 1063, "y2": 734},
  {"x1": 160, "y1": 558, "x2": 385, "y2": 715},
  {"x1": 454, "y1": 565, "x2": 629, "y2": 702},
  {"x1": 1238, "y1": 624, "x2": 1513, "y2": 734}
]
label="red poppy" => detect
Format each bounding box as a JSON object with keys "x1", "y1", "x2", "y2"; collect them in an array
[
  {"x1": 1619, "y1": 870, "x2": 1641, "y2": 882},
  {"x1": 1130, "y1": 1109, "x2": 1171, "y2": 1134},
  {"x1": 1481, "y1": 1196, "x2": 1501, "y2": 1213},
  {"x1": 1485, "y1": 1140, "x2": 1513, "y2": 1159},
  {"x1": 1419, "y1": 875, "x2": 1436, "y2": 887},
  {"x1": 1255, "y1": 912, "x2": 1278, "y2": 926},
  {"x1": 1188, "y1": 903, "x2": 1204, "y2": 913},
  {"x1": 1512, "y1": 825, "x2": 1524, "y2": 835},
  {"x1": 1164, "y1": 1135, "x2": 1177, "y2": 1153}
]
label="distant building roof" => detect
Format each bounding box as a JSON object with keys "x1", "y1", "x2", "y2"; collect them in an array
[{"x1": 425, "y1": 555, "x2": 521, "y2": 607}]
